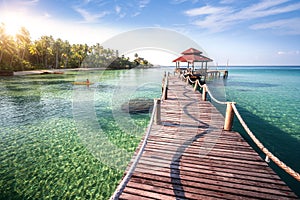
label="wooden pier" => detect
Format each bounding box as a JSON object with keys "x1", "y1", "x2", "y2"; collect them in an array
[
  {"x1": 206, "y1": 69, "x2": 228, "y2": 79},
  {"x1": 113, "y1": 76, "x2": 298, "y2": 199}
]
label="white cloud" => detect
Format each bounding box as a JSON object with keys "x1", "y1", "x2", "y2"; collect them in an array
[
  {"x1": 115, "y1": 5, "x2": 121, "y2": 14},
  {"x1": 171, "y1": 0, "x2": 199, "y2": 4},
  {"x1": 184, "y1": 6, "x2": 233, "y2": 32},
  {"x1": 277, "y1": 50, "x2": 300, "y2": 55},
  {"x1": 132, "y1": 12, "x2": 141, "y2": 17},
  {"x1": 220, "y1": 0, "x2": 235, "y2": 4},
  {"x1": 74, "y1": 7, "x2": 109, "y2": 22},
  {"x1": 250, "y1": 18, "x2": 300, "y2": 35},
  {"x1": 184, "y1": 0, "x2": 300, "y2": 33},
  {"x1": 234, "y1": 0, "x2": 300, "y2": 20},
  {"x1": 43, "y1": 12, "x2": 51, "y2": 18},
  {"x1": 83, "y1": 0, "x2": 92, "y2": 3},
  {"x1": 21, "y1": 0, "x2": 39, "y2": 6},
  {"x1": 138, "y1": 0, "x2": 151, "y2": 8},
  {"x1": 184, "y1": 5, "x2": 229, "y2": 16}
]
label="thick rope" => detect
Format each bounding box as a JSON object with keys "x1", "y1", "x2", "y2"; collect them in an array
[
  {"x1": 185, "y1": 76, "x2": 300, "y2": 182},
  {"x1": 187, "y1": 76, "x2": 196, "y2": 84},
  {"x1": 231, "y1": 103, "x2": 300, "y2": 182},
  {"x1": 196, "y1": 79, "x2": 205, "y2": 88},
  {"x1": 205, "y1": 86, "x2": 228, "y2": 105}
]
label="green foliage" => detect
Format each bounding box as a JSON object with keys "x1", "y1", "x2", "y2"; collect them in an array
[{"x1": 0, "y1": 23, "x2": 152, "y2": 71}]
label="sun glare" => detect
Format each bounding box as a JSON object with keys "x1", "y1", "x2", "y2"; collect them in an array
[
  {"x1": 124, "y1": 49, "x2": 178, "y2": 66},
  {"x1": 1, "y1": 11, "x2": 28, "y2": 36}
]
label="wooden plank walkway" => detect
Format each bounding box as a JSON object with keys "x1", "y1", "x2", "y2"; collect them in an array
[{"x1": 117, "y1": 76, "x2": 298, "y2": 199}]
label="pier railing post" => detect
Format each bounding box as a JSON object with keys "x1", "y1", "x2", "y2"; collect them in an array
[
  {"x1": 224, "y1": 102, "x2": 235, "y2": 131},
  {"x1": 161, "y1": 77, "x2": 165, "y2": 93},
  {"x1": 194, "y1": 80, "x2": 198, "y2": 91},
  {"x1": 162, "y1": 76, "x2": 168, "y2": 100},
  {"x1": 163, "y1": 79, "x2": 168, "y2": 100},
  {"x1": 154, "y1": 99, "x2": 161, "y2": 125},
  {"x1": 202, "y1": 85, "x2": 207, "y2": 101}
]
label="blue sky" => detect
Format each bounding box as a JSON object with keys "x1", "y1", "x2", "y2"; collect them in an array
[{"x1": 1, "y1": 0, "x2": 300, "y2": 66}]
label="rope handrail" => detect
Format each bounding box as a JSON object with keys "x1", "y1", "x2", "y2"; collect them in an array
[
  {"x1": 195, "y1": 79, "x2": 229, "y2": 105},
  {"x1": 196, "y1": 79, "x2": 205, "y2": 88},
  {"x1": 185, "y1": 76, "x2": 300, "y2": 182},
  {"x1": 231, "y1": 103, "x2": 300, "y2": 182},
  {"x1": 110, "y1": 72, "x2": 169, "y2": 199},
  {"x1": 187, "y1": 76, "x2": 196, "y2": 84},
  {"x1": 110, "y1": 100, "x2": 158, "y2": 199},
  {"x1": 206, "y1": 87, "x2": 228, "y2": 105}
]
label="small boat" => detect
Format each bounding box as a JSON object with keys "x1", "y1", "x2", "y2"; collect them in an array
[{"x1": 72, "y1": 82, "x2": 93, "y2": 85}]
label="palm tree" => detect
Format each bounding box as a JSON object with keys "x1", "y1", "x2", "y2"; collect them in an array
[
  {"x1": 61, "y1": 40, "x2": 71, "y2": 68},
  {"x1": 16, "y1": 27, "x2": 31, "y2": 70},
  {"x1": 52, "y1": 38, "x2": 64, "y2": 69},
  {"x1": 0, "y1": 23, "x2": 17, "y2": 70},
  {"x1": 29, "y1": 41, "x2": 41, "y2": 67},
  {"x1": 0, "y1": 23, "x2": 6, "y2": 64}
]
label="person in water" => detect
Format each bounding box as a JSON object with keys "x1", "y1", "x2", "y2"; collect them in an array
[{"x1": 86, "y1": 79, "x2": 90, "y2": 84}]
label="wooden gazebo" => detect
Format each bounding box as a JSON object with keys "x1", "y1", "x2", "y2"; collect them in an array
[{"x1": 173, "y1": 48, "x2": 213, "y2": 71}]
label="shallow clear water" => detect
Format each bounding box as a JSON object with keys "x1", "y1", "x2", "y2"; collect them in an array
[
  {"x1": 0, "y1": 68, "x2": 165, "y2": 199},
  {"x1": 0, "y1": 66, "x2": 299, "y2": 198}
]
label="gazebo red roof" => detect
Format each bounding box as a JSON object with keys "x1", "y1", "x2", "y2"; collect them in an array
[
  {"x1": 181, "y1": 48, "x2": 202, "y2": 55},
  {"x1": 172, "y1": 54, "x2": 212, "y2": 63},
  {"x1": 172, "y1": 48, "x2": 213, "y2": 63}
]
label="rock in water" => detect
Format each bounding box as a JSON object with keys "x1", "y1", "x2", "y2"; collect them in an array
[{"x1": 121, "y1": 98, "x2": 154, "y2": 114}]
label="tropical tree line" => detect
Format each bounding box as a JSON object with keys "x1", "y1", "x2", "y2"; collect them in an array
[{"x1": 0, "y1": 23, "x2": 151, "y2": 71}]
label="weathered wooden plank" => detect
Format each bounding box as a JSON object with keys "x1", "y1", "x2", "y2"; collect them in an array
[
  {"x1": 116, "y1": 76, "x2": 298, "y2": 199},
  {"x1": 128, "y1": 171, "x2": 293, "y2": 199},
  {"x1": 133, "y1": 163, "x2": 291, "y2": 191},
  {"x1": 137, "y1": 157, "x2": 282, "y2": 180},
  {"x1": 130, "y1": 170, "x2": 296, "y2": 199},
  {"x1": 127, "y1": 176, "x2": 239, "y2": 200}
]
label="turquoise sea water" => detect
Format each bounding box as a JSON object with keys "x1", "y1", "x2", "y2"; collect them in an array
[
  {"x1": 0, "y1": 68, "x2": 163, "y2": 199},
  {"x1": 0, "y1": 66, "x2": 299, "y2": 198},
  {"x1": 208, "y1": 66, "x2": 300, "y2": 196}
]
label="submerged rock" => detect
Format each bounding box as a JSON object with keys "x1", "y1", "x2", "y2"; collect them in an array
[{"x1": 121, "y1": 98, "x2": 154, "y2": 114}]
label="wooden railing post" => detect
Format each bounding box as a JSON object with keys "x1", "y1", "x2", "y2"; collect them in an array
[
  {"x1": 163, "y1": 79, "x2": 168, "y2": 100},
  {"x1": 194, "y1": 80, "x2": 198, "y2": 91},
  {"x1": 202, "y1": 85, "x2": 207, "y2": 101},
  {"x1": 161, "y1": 77, "x2": 165, "y2": 93},
  {"x1": 162, "y1": 76, "x2": 168, "y2": 100},
  {"x1": 154, "y1": 99, "x2": 161, "y2": 125},
  {"x1": 224, "y1": 102, "x2": 235, "y2": 131}
]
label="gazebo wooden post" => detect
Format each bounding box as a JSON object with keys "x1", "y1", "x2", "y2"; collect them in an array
[{"x1": 172, "y1": 48, "x2": 213, "y2": 78}]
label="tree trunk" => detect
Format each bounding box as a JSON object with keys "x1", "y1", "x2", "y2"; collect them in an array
[
  {"x1": 21, "y1": 49, "x2": 26, "y2": 71},
  {"x1": 55, "y1": 50, "x2": 59, "y2": 69},
  {"x1": 9, "y1": 55, "x2": 14, "y2": 69},
  {"x1": 0, "y1": 51, "x2": 3, "y2": 63},
  {"x1": 45, "y1": 54, "x2": 48, "y2": 68}
]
